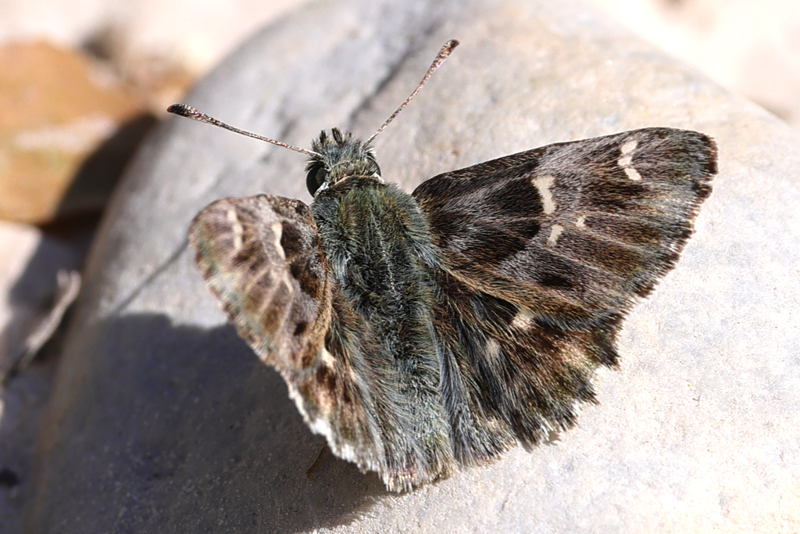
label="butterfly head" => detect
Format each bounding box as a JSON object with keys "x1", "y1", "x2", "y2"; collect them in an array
[{"x1": 305, "y1": 128, "x2": 381, "y2": 195}]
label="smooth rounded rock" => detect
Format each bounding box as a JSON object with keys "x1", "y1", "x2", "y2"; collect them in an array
[{"x1": 27, "y1": 0, "x2": 800, "y2": 532}]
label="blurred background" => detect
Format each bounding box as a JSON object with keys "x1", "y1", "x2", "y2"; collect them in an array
[
  {"x1": 1, "y1": 0, "x2": 798, "y2": 226},
  {"x1": 0, "y1": 0, "x2": 798, "y2": 525}
]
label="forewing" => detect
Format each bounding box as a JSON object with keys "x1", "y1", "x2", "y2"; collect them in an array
[
  {"x1": 414, "y1": 127, "x2": 717, "y2": 329},
  {"x1": 188, "y1": 195, "x2": 385, "y2": 471},
  {"x1": 414, "y1": 128, "x2": 717, "y2": 451}
]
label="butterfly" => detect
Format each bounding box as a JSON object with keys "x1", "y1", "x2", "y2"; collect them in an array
[{"x1": 169, "y1": 40, "x2": 717, "y2": 491}]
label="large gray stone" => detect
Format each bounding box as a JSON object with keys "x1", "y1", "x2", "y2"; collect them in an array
[{"x1": 26, "y1": 0, "x2": 800, "y2": 531}]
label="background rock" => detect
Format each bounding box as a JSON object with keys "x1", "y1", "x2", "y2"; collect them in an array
[
  {"x1": 25, "y1": 0, "x2": 800, "y2": 532},
  {"x1": 0, "y1": 222, "x2": 81, "y2": 376},
  {"x1": 0, "y1": 222, "x2": 81, "y2": 534},
  {"x1": 0, "y1": 0, "x2": 310, "y2": 84},
  {"x1": 3, "y1": 0, "x2": 799, "y2": 130},
  {"x1": 585, "y1": 0, "x2": 800, "y2": 128}
]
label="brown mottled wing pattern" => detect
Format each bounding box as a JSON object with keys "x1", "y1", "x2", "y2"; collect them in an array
[
  {"x1": 413, "y1": 128, "x2": 717, "y2": 453},
  {"x1": 189, "y1": 195, "x2": 384, "y2": 471}
]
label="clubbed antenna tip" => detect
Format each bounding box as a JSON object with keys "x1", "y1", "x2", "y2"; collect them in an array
[{"x1": 167, "y1": 103, "x2": 199, "y2": 118}]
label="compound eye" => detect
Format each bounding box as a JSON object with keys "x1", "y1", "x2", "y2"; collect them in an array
[{"x1": 306, "y1": 165, "x2": 328, "y2": 195}]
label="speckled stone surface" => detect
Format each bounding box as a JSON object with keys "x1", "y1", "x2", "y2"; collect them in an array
[{"x1": 25, "y1": 0, "x2": 800, "y2": 532}]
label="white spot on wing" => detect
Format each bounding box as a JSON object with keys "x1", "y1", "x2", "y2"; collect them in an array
[
  {"x1": 547, "y1": 224, "x2": 564, "y2": 245},
  {"x1": 271, "y1": 222, "x2": 285, "y2": 259},
  {"x1": 486, "y1": 338, "x2": 501, "y2": 359},
  {"x1": 320, "y1": 347, "x2": 335, "y2": 367},
  {"x1": 575, "y1": 215, "x2": 586, "y2": 228},
  {"x1": 620, "y1": 139, "x2": 638, "y2": 155},
  {"x1": 227, "y1": 208, "x2": 243, "y2": 250},
  {"x1": 624, "y1": 167, "x2": 643, "y2": 181},
  {"x1": 511, "y1": 308, "x2": 534, "y2": 329},
  {"x1": 617, "y1": 139, "x2": 642, "y2": 181},
  {"x1": 532, "y1": 175, "x2": 556, "y2": 214}
]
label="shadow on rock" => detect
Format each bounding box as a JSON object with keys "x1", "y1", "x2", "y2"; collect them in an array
[{"x1": 27, "y1": 312, "x2": 388, "y2": 533}]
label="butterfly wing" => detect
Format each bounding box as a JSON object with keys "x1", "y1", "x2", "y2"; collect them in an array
[
  {"x1": 189, "y1": 195, "x2": 385, "y2": 472},
  {"x1": 413, "y1": 128, "x2": 717, "y2": 456}
]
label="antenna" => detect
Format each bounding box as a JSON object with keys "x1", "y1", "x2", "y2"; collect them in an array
[
  {"x1": 365, "y1": 39, "x2": 460, "y2": 146},
  {"x1": 166, "y1": 104, "x2": 321, "y2": 157}
]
